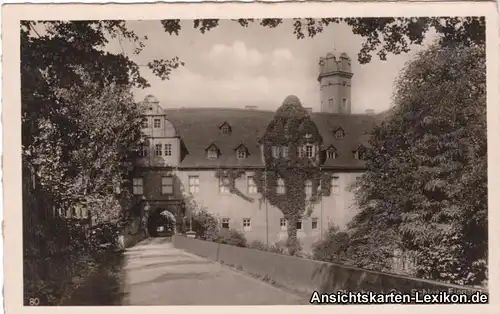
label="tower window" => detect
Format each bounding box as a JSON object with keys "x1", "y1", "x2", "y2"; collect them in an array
[
  {"x1": 343, "y1": 81, "x2": 347, "y2": 86},
  {"x1": 154, "y1": 118, "x2": 161, "y2": 128},
  {"x1": 328, "y1": 99, "x2": 334, "y2": 109}
]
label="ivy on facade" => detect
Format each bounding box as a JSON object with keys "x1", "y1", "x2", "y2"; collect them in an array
[{"x1": 214, "y1": 95, "x2": 332, "y2": 255}]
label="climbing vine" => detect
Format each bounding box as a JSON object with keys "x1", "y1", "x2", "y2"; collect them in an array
[{"x1": 214, "y1": 95, "x2": 331, "y2": 255}]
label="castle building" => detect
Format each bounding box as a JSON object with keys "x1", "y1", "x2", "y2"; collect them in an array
[{"x1": 133, "y1": 51, "x2": 386, "y2": 252}]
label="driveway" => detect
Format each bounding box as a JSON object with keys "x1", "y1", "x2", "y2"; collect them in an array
[{"x1": 121, "y1": 237, "x2": 306, "y2": 305}]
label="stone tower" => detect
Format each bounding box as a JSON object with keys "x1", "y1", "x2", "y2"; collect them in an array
[{"x1": 318, "y1": 52, "x2": 353, "y2": 114}]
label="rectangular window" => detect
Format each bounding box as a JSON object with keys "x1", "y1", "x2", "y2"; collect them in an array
[
  {"x1": 311, "y1": 218, "x2": 319, "y2": 230},
  {"x1": 155, "y1": 144, "x2": 162, "y2": 156},
  {"x1": 154, "y1": 118, "x2": 161, "y2": 128},
  {"x1": 247, "y1": 176, "x2": 258, "y2": 194},
  {"x1": 133, "y1": 178, "x2": 143, "y2": 195},
  {"x1": 305, "y1": 180, "x2": 313, "y2": 199},
  {"x1": 305, "y1": 145, "x2": 314, "y2": 158},
  {"x1": 272, "y1": 146, "x2": 280, "y2": 158},
  {"x1": 331, "y1": 175, "x2": 340, "y2": 194},
  {"x1": 161, "y1": 176, "x2": 173, "y2": 195},
  {"x1": 219, "y1": 177, "x2": 230, "y2": 194},
  {"x1": 141, "y1": 118, "x2": 148, "y2": 128},
  {"x1": 298, "y1": 146, "x2": 304, "y2": 158},
  {"x1": 281, "y1": 146, "x2": 289, "y2": 158},
  {"x1": 296, "y1": 220, "x2": 303, "y2": 230},
  {"x1": 164, "y1": 143, "x2": 172, "y2": 156},
  {"x1": 243, "y1": 218, "x2": 251, "y2": 231},
  {"x1": 222, "y1": 218, "x2": 230, "y2": 229},
  {"x1": 328, "y1": 99, "x2": 334, "y2": 108},
  {"x1": 327, "y1": 150, "x2": 336, "y2": 159},
  {"x1": 188, "y1": 175, "x2": 200, "y2": 194},
  {"x1": 280, "y1": 218, "x2": 287, "y2": 231},
  {"x1": 276, "y1": 178, "x2": 286, "y2": 194}
]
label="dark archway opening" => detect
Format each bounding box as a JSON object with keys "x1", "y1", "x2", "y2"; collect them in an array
[{"x1": 147, "y1": 209, "x2": 176, "y2": 237}]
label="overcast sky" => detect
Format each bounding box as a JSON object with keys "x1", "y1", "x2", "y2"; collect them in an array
[{"x1": 107, "y1": 19, "x2": 436, "y2": 114}]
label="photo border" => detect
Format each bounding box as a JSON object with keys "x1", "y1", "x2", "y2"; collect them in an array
[{"x1": 2, "y1": 1, "x2": 499, "y2": 313}]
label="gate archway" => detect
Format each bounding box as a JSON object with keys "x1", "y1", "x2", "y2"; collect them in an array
[{"x1": 147, "y1": 208, "x2": 177, "y2": 237}]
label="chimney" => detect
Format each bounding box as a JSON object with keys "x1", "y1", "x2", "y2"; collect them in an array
[
  {"x1": 365, "y1": 109, "x2": 375, "y2": 115},
  {"x1": 245, "y1": 105, "x2": 258, "y2": 110},
  {"x1": 304, "y1": 107, "x2": 313, "y2": 114}
]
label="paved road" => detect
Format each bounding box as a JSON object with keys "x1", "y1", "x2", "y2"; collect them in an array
[{"x1": 120, "y1": 237, "x2": 306, "y2": 305}]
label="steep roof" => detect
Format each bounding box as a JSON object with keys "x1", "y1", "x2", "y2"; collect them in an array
[{"x1": 162, "y1": 107, "x2": 379, "y2": 170}]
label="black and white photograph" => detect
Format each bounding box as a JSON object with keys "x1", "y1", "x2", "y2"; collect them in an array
[{"x1": 3, "y1": 1, "x2": 497, "y2": 310}]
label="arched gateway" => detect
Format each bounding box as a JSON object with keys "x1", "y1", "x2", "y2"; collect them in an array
[{"x1": 142, "y1": 200, "x2": 186, "y2": 238}]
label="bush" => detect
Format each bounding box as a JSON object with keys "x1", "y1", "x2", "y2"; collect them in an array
[
  {"x1": 190, "y1": 209, "x2": 219, "y2": 241},
  {"x1": 267, "y1": 240, "x2": 288, "y2": 254},
  {"x1": 216, "y1": 228, "x2": 247, "y2": 247},
  {"x1": 249, "y1": 240, "x2": 268, "y2": 251},
  {"x1": 312, "y1": 226, "x2": 351, "y2": 263}
]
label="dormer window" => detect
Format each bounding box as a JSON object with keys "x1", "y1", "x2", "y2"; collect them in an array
[
  {"x1": 219, "y1": 122, "x2": 232, "y2": 135},
  {"x1": 237, "y1": 149, "x2": 247, "y2": 159},
  {"x1": 354, "y1": 145, "x2": 367, "y2": 160},
  {"x1": 326, "y1": 146, "x2": 337, "y2": 159},
  {"x1": 334, "y1": 127, "x2": 345, "y2": 139},
  {"x1": 206, "y1": 144, "x2": 220, "y2": 160},
  {"x1": 235, "y1": 144, "x2": 248, "y2": 160}
]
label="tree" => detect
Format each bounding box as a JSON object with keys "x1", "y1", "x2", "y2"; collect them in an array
[
  {"x1": 27, "y1": 71, "x2": 145, "y2": 224},
  {"x1": 161, "y1": 17, "x2": 485, "y2": 64},
  {"x1": 349, "y1": 43, "x2": 487, "y2": 286}
]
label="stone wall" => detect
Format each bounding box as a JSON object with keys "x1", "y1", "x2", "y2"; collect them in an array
[{"x1": 172, "y1": 235, "x2": 487, "y2": 297}]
